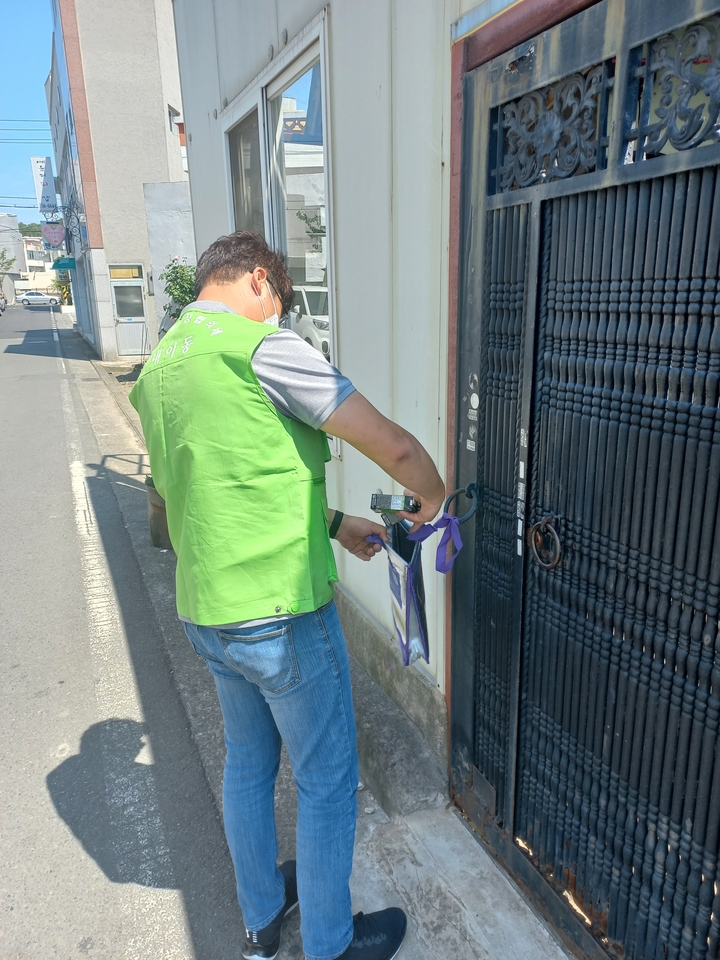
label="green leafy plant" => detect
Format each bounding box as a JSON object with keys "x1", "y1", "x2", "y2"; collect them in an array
[
  {"x1": 296, "y1": 209, "x2": 325, "y2": 252},
  {"x1": 18, "y1": 222, "x2": 43, "y2": 237},
  {"x1": 159, "y1": 257, "x2": 196, "y2": 320},
  {"x1": 0, "y1": 248, "x2": 17, "y2": 279}
]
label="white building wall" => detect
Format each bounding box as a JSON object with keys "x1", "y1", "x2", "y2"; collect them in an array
[
  {"x1": 171, "y1": 1, "x2": 228, "y2": 245},
  {"x1": 0, "y1": 214, "x2": 27, "y2": 273},
  {"x1": 47, "y1": 0, "x2": 190, "y2": 358},
  {"x1": 143, "y1": 180, "x2": 196, "y2": 328},
  {"x1": 0, "y1": 214, "x2": 26, "y2": 303},
  {"x1": 76, "y1": 0, "x2": 165, "y2": 322},
  {"x1": 173, "y1": 0, "x2": 495, "y2": 692},
  {"x1": 153, "y1": 0, "x2": 188, "y2": 185},
  {"x1": 84, "y1": 247, "x2": 116, "y2": 360}
]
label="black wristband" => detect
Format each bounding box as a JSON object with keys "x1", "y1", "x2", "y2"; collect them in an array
[{"x1": 328, "y1": 510, "x2": 344, "y2": 539}]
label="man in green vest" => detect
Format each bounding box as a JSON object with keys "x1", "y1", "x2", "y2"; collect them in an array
[{"x1": 130, "y1": 231, "x2": 444, "y2": 960}]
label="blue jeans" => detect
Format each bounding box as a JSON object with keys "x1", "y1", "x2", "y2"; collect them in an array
[{"x1": 183, "y1": 600, "x2": 358, "y2": 960}]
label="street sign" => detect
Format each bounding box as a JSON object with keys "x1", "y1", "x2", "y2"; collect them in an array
[
  {"x1": 30, "y1": 157, "x2": 57, "y2": 213},
  {"x1": 42, "y1": 223, "x2": 65, "y2": 247}
]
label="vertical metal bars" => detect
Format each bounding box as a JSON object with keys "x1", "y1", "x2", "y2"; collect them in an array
[
  {"x1": 514, "y1": 168, "x2": 720, "y2": 959},
  {"x1": 473, "y1": 203, "x2": 528, "y2": 820}
]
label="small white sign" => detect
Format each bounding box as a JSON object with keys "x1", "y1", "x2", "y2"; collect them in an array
[{"x1": 30, "y1": 156, "x2": 56, "y2": 213}]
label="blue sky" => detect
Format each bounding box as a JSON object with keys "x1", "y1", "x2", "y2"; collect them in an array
[{"x1": 0, "y1": 0, "x2": 54, "y2": 224}]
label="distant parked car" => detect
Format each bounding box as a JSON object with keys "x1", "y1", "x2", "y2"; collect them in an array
[
  {"x1": 287, "y1": 286, "x2": 330, "y2": 359},
  {"x1": 20, "y1": 291, "x2": 59, "y2": 306}
]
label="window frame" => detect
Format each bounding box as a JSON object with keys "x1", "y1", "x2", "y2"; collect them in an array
[
  {"x1": 108, "y1": 264, "x2": 144, "y2": 281},
  {"x1": 220, "y1": 10, "x2": 341, "y2": 455}
]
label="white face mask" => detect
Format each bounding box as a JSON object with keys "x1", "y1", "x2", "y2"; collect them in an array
[{"x1": 257, "y1": 282, "x2": 279, "y2": 326}]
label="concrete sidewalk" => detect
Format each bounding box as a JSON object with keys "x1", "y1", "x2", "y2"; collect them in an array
[{"x1": 56, "y1": 313, "x2": 571, "y2": 960}]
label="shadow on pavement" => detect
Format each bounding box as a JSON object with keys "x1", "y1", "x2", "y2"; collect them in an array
[
  {"x1": 3, "y1": 329, "x2": 57, "y2": 359},
  {"x1": 46, "y1": 719, "x2": 176, "y2": 888}
]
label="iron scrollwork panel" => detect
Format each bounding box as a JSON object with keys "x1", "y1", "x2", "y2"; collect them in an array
[
  {"x1": 43, "y1": 195, "x2": 86, "y2": 253},
  {"x1": 488, "y1": 61, "x2": 614, "y2": 195},
  {"x1": 625, "y1": 13, "x2": 720, "y2": 162}
]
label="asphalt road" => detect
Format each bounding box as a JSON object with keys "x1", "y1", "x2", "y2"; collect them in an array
[{"x1": 0, "y1": 304, "x2": 245, "y2": 959}]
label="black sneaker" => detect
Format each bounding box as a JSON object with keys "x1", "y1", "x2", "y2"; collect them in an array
[
  {"x1": 242, "y1": 861, "x2": 299, "y2": 960},
  {"x1": 334, "y1": 909, "x2": 407, "y2": 960}
]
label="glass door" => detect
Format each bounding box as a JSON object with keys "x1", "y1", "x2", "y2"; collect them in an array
[{"x1": 111, "y1": 272, "x2": 149, "y2": 356}]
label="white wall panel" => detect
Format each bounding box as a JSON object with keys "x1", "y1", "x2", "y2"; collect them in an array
[{"x1": 172, "y1": 0, "x2": 229, "y2": 255}]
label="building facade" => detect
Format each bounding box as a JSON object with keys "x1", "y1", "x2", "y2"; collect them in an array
[
  {"x1": 0, "y1": 214, "x2": 26, "y2": 301},
  {"x1": 16, "y1": 236, "x2": 65, "y2": 295},
  {"x1": 46, "y1": 0, "x2": 189, "y2": 360},
  {"x1": 173, "y1": 1, "x2": 720, "y2": 958}
]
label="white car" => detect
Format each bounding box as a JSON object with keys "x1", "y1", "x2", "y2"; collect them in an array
[
  {"x1": 287, "y1": 286, "x2": 330, "y2": 359},
  {"x1": 20, "y1": 290, "x2": 59, "y2": 306}
]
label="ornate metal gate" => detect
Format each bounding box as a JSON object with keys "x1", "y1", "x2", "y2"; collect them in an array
[{"x1": 451, "y1": 2, "x2": 720, "y2": 957}]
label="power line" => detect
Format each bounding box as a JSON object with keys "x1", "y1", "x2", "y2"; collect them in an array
[
  {"x1": 0, "y1": 139, "x2": 53, "y2": 143},
  {"x1": 0, "y1": 196, "x2": 38, "y2": 200},
  {"x1": 0, "y1": 119, "x2": 49, "y2": 123}
]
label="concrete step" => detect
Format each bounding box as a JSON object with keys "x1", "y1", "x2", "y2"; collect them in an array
[{"x1": 355, "y1": 806, "x2": 570, "y2": 960}]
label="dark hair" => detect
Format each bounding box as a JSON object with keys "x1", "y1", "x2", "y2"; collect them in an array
[{"x1": 194, "y1": 230, "x2": 294, "y2": 316}]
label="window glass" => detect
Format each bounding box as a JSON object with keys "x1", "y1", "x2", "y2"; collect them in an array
[
  {"x1": 269, "y1": 60, "x2": 330, "y2": 358},
  {"x1": 305, "y1": 288, "x2": 328, "y2": 316},
  {"x1": 229, "y1": 108, "x2": 265, "y2": 236},
  {"x1": 113, "y1": 285, "x2": 145, "y2": 317},
  {"x1": 292, "y1": 289, "x2": 305, "y2": 315}
]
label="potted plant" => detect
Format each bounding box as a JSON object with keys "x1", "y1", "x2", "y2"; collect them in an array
[{"x1": 157, "y1": 256, "x2": 196, "y2": 338}]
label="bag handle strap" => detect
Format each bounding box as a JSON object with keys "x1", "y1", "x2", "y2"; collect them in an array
[{"x1": 407, "y1": 512, "x2": 463, "y2": 573}]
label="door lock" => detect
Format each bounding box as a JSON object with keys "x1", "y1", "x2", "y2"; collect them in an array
[{"x1": 528, "y1": 516, "x2": 561, "y2": 570}]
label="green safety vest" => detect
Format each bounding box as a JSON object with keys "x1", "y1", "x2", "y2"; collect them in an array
[{"x1": 129, "y1": 308, "x2": 338, "y2": 625}]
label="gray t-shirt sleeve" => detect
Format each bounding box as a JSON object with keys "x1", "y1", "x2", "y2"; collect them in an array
[{"x1": 251, "y1": 330, "x2": 356, "y2": 429}]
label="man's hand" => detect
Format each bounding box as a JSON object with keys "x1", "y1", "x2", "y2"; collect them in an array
[
  {"x1": 333, "y1": 513, "x2": 387, "y2": 561},
  {"x1": 397, "y1": 487, "x2": 445, "y2": 532}
]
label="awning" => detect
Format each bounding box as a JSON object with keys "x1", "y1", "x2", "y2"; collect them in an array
[{"x1": 52, "y1": 257, "x2": 76, "y2": 270}]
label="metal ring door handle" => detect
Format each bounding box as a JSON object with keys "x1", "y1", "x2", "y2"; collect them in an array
[{"x1": 529, "y1": 517, "x2": 561, "y2": 570}]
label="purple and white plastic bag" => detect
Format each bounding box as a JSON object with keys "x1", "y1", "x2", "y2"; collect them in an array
[{"x1": 368, "y1": 512, "x2": 463, "y2": 667}]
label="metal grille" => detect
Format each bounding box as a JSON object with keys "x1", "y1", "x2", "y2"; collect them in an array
[
  {"x1": 473, "y1": 204, "x2": 528, "y2": 818},
  {"x1": 489, "y1": 60, "x2": 614, "y2": 194},
  {"x1": 516, "y1": 169, "x2": 720, "y2": 957}
]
